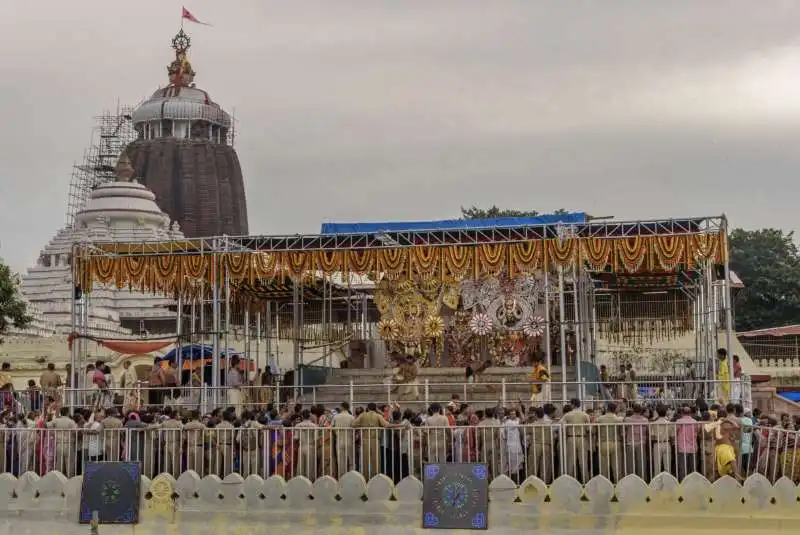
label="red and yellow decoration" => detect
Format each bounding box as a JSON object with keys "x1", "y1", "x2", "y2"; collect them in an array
[{"x1": 75, "y1": 233, "x2": 725, "y2": 295}]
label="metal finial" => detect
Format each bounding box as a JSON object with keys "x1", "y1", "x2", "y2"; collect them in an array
[{"x1": 172, "y1": 29, "x2": 191, "y2": 54}]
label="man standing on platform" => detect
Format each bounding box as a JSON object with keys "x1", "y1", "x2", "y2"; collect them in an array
[
  {"x1": 226, "y1": 355, "x2": 244, "y2": 417},
  {"x1": 529, "y1": 354, "x2": 550, "y2": 405}
]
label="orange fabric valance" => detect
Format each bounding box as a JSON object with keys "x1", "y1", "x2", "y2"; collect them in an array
[
  {"x1": 75, "y1": 233, "x2": 725, "y2": 296},
  {"x1": 67, "y1": 333, "x2": 175, "y2": 355}
]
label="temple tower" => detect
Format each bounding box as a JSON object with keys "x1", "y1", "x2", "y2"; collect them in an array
[{"x1": 125, "y1": 29, "x2": 249, "y2": 238}]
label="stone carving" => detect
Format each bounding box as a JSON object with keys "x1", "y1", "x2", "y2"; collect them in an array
[{"x1": 115, "y1": 152, "x2": 136, "y2": 182}]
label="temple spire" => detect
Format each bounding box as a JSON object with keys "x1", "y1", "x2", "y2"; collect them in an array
[{"x1": 167, "y1": 29, "x2": 195, "y2": 86}]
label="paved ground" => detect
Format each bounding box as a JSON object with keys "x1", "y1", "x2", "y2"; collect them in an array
[{"x1": 3, "y1": 510, "x2": 797, "y2": 534}]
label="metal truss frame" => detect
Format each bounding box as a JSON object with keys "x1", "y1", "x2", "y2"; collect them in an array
[{"x1": 78, "y1": 215, "x2": 725, "y2": 257}]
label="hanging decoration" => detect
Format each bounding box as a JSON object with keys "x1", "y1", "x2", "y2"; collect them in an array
[
  {"x1": 523, "y1": 316, "x2": 546, "y2": 338},
  {"x1": 76, "y1": 232, "x2": 726, "y2": 296},
  {"x1": 461, "y1": 273, "x2": 542, "y2": 332},
  {"x1": 469, "y1": 313, "x2": 493, "y2": 336},
  {"x1": 374, "y1": 275, "x2": 457, "y2": 351},
  {"x1": 445, "y1": 311, "x2": 481, "y2": 367},
  {"x1": 424, "y1": 315, "x2": 445, "y2": 339},
  {"x1": 378, "y1": 319, "x2": 399, "y2": 340}
]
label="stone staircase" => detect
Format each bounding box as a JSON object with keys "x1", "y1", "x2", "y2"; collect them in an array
[{"x1": 301, "y1": 366, "x2": 579, "y2": 409}]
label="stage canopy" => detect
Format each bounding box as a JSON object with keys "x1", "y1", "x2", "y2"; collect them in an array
[
  {"x1": 75, "y1": 215, "x2": 727, "y2": 296},
  {"x1": 320, "y1": 212, "x2": 588, "y2": 234}
]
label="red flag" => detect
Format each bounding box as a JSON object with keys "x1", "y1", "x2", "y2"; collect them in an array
[{"x1": 182, "y1": 7, "x2": 211, "y2": 26}]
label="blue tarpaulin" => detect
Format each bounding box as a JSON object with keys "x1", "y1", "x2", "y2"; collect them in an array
[
  {"x1": 320, "y1": 212, "x2": 587, "y2": 235},
  {"x1": 779, "y1": 392, "x2": 800, "y2": 403},
  {"x1": 161, "y1": 344, "x2": 241, "y2": 362}
]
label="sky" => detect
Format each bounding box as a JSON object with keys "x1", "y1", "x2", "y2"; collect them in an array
[{"x1": 2, "y1": 1, "x2": 800, "y2": 271}]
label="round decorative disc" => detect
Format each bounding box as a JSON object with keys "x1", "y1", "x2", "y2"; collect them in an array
[{"x1": 172, "y1": 30, "x2": 191, "y2": 52}]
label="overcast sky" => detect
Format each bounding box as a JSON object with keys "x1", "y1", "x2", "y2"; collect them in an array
[{"x1": 1, "y1": 1, "x2": 800, "y2": 271}]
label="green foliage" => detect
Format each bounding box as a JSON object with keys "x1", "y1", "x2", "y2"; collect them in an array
[
  {"x1": 0, "y1": 262, "x2": 32, "y2": 342},
  {"x1": 460, "y1": 206, "x2": 569, "y2": 219},
  {"x1": 729, "y1": 228, "x2": 800, "y2": 332}
]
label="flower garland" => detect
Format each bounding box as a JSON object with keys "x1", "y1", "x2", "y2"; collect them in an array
[
  {"x1": 616, "y1": 237, "x2": 650, "y2": 273},
  {"x1": 653, "y1": 236, "x2": 685, "y2": 271}
]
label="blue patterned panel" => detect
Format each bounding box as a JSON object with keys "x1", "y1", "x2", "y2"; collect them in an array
[
  {"x1": 79, "y1": 462, "x2": 142, "y2": 525},
  {"x1": 421, "y1": 463, "x2": 489, "y2": 530}
]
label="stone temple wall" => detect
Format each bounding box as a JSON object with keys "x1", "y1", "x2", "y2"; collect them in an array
[{"x1": 2, "y1": 470, "x2": 800, "y2": 534}]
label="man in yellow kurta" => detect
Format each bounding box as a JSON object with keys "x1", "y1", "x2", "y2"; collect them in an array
[
  {"x1": 716, "y1": 348, "x2": 730, "y2": 404},
  {"x1": 352, "y1": 403, "x2": 404, "y2": 479}
]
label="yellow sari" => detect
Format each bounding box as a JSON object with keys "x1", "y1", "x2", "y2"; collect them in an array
[
  {"x1": 717, "y1": 358, "x2": 730, "y2": 404},
  {"x1": 715, "y1": 443, "x2": 736, "y2": 477}
]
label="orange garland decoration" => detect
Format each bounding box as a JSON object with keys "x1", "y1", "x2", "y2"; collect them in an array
[
  {"x1": 79, "y1": 231, "x2": 727, "y2": 295},
  {"x1": 616, "y1": 237, "x2": 650, "y2": 273}
]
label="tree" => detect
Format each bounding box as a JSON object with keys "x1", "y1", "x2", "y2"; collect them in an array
[
  {"x1": 729, "y1": 228, "x2": 800, "y2": 332},
  {"x1": 460, "y1": 206, "x2": 569, "y2": 219},
  {"x1": 0, "y1": 261, "x2": 32, "y2": 342}
]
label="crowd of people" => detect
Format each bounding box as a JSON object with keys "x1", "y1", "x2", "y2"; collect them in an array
[{"x1": 0, "y1": 387, "x2": 798, "y2": 488}]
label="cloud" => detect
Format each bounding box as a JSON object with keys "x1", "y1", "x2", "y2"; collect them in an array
[{"x1": 1, "y1": 1, "x2": 799, "y2": 271}]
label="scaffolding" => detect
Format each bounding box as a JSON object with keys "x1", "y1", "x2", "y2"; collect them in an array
[{"x1": 65, "y1": 105, "x2": 137, "y2": 226}]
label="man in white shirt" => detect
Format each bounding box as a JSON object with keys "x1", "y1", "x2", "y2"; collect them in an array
[
  {"x1": 226, "y1": 356, "x2": 244, "y2": 417},
  {"x1": 84, "y1": 409, "x2": 106, "y2": 462},
  {"x1": 332, "y1": 401, "x2": 356, "y2": 477}
]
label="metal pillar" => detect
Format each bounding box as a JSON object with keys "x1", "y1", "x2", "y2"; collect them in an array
[
  {"x1": 176, "y1": 294, "x2": 183, "y2": 379},
  {"x1": 211, "y1": 251, "x2": 221, "y2": 407},
  {"x1": 544, "y1": 270, "x2": 552, "y2": 375},
  {"x1": 244, "y1": 306, "x2": 251, "y2": 381},
  {"x1": 558, "y1": 268, "x2": 568, "y2": 403},
  {"x1": 265, "y1": 301, "x2": 273, "y2": 371},
  {"x1": 69, "y1": 252, "x2": 77, "y2": 409},
  {"x1": 572, "y1": 265, "x2": 582, "y2": 402},
  {"x1": 292, "y1": 279, "x2": 301, "y2": 400},
  {"x1": 721, "y1": 216, "x2": 734, "y2": 379},
  {"x1": 255, "y1": 311, "x2": 261, "y2": 381},
  {"x1": 224, "y1": 271, "x2": 231, "y2": 370}
]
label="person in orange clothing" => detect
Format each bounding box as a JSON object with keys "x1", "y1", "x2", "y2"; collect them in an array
[{"x1": 529, "y1": 354, "x2": 550, "y2": 404}]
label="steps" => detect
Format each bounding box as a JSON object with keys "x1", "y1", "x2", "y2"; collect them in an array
[{"x1": 300, "y1": 366, "x2": 580, "y2": 409}]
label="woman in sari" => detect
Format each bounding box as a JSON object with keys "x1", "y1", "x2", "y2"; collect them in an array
[
  {"x1": 315, "y1": 406, "x2": 337, "y2": 477},
  {"x1": 35, "y1": 407, "x2": 56, "y2": 475},
  {"x1": 270, "y1": 426, "x2": 294, "y2": 478},
  {"x1": 780, "y1": 422, "x2": 800, "y2": 482}
]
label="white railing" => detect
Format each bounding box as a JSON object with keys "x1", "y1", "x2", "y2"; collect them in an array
[
  {"x1": 0, "y1": 420, "x2": 788, "y2": 485},
  {"x1": 13, "y1": 377, "x2": 751, "y2": 416}
]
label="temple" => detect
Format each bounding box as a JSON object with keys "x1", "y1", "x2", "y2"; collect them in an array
[{"x1": 125, "y1": 29, "x2": 249, "y2": 238}]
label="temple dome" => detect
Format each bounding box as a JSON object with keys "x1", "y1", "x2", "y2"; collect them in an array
[
  {"x1": 74, "y1": 153, "x2": 172, "y2": 231},
  {"x1": 130, "y1": 29, "x2": 231, "y2": 132},
  {"x1": 131, "y1": 86, "x2": 231, "y2": 129}
]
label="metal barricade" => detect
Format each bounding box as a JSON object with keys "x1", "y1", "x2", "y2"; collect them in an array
[{"x1": 0, "y1": 417, "x2": 792, "y2": 486}]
